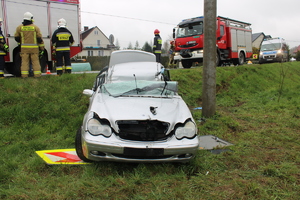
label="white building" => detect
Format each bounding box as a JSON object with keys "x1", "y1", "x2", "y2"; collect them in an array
[{"x1": 77, "y1": 26, "x2": 116, "y2": 57}]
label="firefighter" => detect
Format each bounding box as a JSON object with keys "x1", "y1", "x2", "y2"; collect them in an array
[
  {"x1": 14, "y1": 12, "x2": 44, "y2": 78},
  {"x1": 168, "y1": 40, "x2": 176, "y2": 68},
  {"x1": 0, "y1": 18, "x2": 9, "y2": 79},
  {"x1": 153, "y1": 29, "x2": 162, "y2": 63},
  {"x1": 51, "y1": 18, "x2": 74, "y2": 75}
]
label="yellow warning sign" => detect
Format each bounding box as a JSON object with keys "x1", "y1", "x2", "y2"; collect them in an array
[
  {"x1": 252, "y1": 54, "x2": 258, "y2": 59},
  {"x1": 36, "y1": 149, "x2": 90, "y2": 165}
]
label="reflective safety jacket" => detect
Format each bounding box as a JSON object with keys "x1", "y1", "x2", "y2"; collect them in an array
[
  {"x1": 51, "y1": 27, "x2": 74, "y2": 52},
  {"x1": 14, "y1": 20, "x2": 44, "y2": 53},
  {"x1": 153, "y1": 34, "x2": 162, "y2": 54},
  {"x1": 0, "y1": 29, "x2": 7, "y2": 56}
]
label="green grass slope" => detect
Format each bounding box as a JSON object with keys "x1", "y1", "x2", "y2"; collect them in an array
[{"x1": 0, "y1": 62, "x2": 299, "y2": 199}]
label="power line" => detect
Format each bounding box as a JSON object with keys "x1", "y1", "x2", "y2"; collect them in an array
[{"x1": 81, "y1": 10, "x2": 176, "y2": 26}]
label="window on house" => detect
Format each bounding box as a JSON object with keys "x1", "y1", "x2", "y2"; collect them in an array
[
  {"x1": 88, "y1": 51, "x2": 94, "y2": 56},
  {"x1": 98, "y1": 51, "x2": 103, "y2": 56},
  {"x1": 94, "y1": 30, "x2": 98, "y2": 35},
  {"x1": 97, "y1": 40, "x2": 100, "y2": 46}
]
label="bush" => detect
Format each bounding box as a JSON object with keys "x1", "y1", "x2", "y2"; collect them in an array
[{"x1": 295, "y1": 51, "x2": 300, "y2": 61}]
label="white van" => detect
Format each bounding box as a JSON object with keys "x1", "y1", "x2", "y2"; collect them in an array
[{"x1": 259, "y1": 37, "x2": 288, "y2": 64}]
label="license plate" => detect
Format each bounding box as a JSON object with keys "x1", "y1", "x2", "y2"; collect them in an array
[{"x1": 124, "y1": 147, "x2": 164, "y2": 157}]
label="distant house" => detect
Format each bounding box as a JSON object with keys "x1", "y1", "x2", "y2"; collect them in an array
[
  {"x1": 291, "y1": 45, "x2": 300, "y2": 57},
  {"x1": 252, "y1": 32, "x2": 271, "y2": 49},
  {"x1": 77, "y1": 26, "x2": 116, "y2": 57}
]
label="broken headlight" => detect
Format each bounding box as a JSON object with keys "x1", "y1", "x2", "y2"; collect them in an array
[
  {"x1": 87, "y1": 118, "x2": 112, "y2": 137},
  {"x1": 175, "y1": 121, "x2": 197, "y2": 139}
]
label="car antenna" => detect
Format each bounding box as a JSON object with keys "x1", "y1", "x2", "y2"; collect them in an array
[{"x1": 133, "y1": 74, "x2": 138, "y2": 94}]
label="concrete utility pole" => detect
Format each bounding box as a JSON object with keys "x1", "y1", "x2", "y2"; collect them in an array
[{"x1": 202, "y1": 0, "x2": 217, "y2": 118}]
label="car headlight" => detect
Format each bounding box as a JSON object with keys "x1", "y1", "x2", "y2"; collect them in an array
[
  {"x1": 175, "y1": 121, "x2": 197, "y2": 139},
  {"x1": 87, "y1": 118, "x2": 112, "y2": 137},
  {"x1": 277, "y1": 49, "x2": 282, "y2": 54},
  {"x1": 175, "y1": 52, "x2": 180, "y2": 56}
]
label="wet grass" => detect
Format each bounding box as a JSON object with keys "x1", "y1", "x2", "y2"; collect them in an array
[{"x1": 1, "y1": 62, "x2": 300, "y2": 199}]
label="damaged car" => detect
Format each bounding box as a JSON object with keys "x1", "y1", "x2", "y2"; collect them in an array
[{"x1": 75, "y1": 50, "x2": 199, "y2": 163}]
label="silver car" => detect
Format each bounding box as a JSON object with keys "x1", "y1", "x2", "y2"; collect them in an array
[{"x1": 75, "y1": 50, "x2": 199, "y2": 163}]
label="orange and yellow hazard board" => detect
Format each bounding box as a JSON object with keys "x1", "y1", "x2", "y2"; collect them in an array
[{"x1": 35, "y1": 149, "x2": 90, "y2": 165}]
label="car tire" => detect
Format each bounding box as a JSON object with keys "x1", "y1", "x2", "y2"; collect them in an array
[
  {"x1": 238, "y1": 52, "x2": 245, "y2": 65},
  {"x1": 182, "y1": 60, "x2": 192, "y2": 68},
  {"x1": 216, "y1": 52, "x2": 221, "y2": 66},
  {"x1": 75, "y1": 127, "x2": 92, "y2": 162}
]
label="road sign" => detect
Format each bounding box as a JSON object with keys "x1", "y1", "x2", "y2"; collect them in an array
[{"x1": 36, "y1": 149, "x2": 90, "y2": 165}]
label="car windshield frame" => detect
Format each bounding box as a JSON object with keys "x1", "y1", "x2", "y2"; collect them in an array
[{"x1": 101, "y1": 80, "x2": 178, "y2": 98}]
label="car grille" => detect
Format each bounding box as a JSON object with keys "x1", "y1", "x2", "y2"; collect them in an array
[
  {"x1": 116, "y1": 120, "x2": 170, "y2": 141},
  {"x1": 179, "y1": 43, "x2": 197, "y2": 48},
  {"x1": 264, "y1": 55, "x2": 276, "y2": 59}
]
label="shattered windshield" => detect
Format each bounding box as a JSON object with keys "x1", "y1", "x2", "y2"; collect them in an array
[
  {"x1": 102, "y1": 80, "x2": 178, "y2": 97},
  {"x1": 261, "y1": 43, "x2": 281, "y2": 51},
  {"x1": 176, "y1": 22, "x2": 203, "y2": 38}
]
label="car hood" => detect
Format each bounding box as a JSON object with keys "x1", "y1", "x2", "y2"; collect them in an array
[{"x1": 89, "y1": 94, "x2": 193, "y2": 133}]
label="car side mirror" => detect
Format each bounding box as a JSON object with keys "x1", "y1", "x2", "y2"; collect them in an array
[{"x1": 83, "y1": 89, "x2": 94, "y2": 97}]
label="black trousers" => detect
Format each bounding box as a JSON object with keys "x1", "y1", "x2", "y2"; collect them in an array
[
  {"x1": 154, "y1": 53, "x2": 161, "y2": 63},
  {"x1": 56, "y1": 51, "x2": 71, "y2": 67}
]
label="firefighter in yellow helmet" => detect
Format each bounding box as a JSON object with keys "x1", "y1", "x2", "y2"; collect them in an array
[
  {"x1": 0, "y1": 18, "x2": 9, "y2": 79},
  {"x1": 51, "y1": 18, "x2": 74, "y2": 75},
  {"x1": 14, "y1": 12, "x2": 44, "y2": 78},
  {"x1": 153, "y1": 29, "x2": 162, "y2": 63}
]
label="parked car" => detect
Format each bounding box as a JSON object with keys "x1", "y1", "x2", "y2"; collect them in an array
[{"x1": 75, "y1": 50, "x2": 200, "y2": 163}]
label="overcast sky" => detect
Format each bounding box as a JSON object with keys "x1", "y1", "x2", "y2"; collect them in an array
[{"x1": 80, "y1": 0, "x2": 300, "y2": 49}]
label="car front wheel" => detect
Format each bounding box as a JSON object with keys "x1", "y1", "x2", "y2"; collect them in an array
[{"x1": 75, "y1": 127, "x2": 92, "y2": 162}]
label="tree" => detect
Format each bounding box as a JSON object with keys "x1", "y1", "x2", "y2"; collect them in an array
[
  {"x1": 163, "y1": 40, "x2": 169, "y2": 55},
  {"x1": 295, "y1": 51, "x2": 300, "y2": 61},
  {"x1": 142, "y1": 42, "x2": 152, "y2": 53},
  {"x1": 115, "y1": 39, "x2": 120, "y2": 50},
  {"x1": 127, "y1": 42, "x2": 133, "y2": 50},
  {"x1": 134, "y1": 41, "x2": 140, "y2": 50}
]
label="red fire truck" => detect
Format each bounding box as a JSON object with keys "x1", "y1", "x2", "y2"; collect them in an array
[
  {"x1": 173, "y1": 16, "x2": 253, "y2": 68},
  {"x1": 0, "y1": 0, "x2": 82, "y2": 76}
]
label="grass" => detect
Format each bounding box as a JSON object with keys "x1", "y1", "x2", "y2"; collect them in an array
[{"x1": 1, "y1": 62, "x2": 300, "y2": 199}]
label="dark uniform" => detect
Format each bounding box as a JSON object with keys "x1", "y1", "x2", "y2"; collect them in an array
[
  {"x1": 153, "y1": 29, "x2": 162, "y2": 63},
  {"x1": 0, "y1": 19, "x2": 9, "y2": 78},
  {"x1": 168, "y1": 41, "x2": 176, "y2": 68},
  {"x1": 51, "y1": 18, "x2": 74, "y2": 75}
]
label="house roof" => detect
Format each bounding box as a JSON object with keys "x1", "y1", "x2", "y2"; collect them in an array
[
  {"x1": 252, "y1": 32, "x2": 265, "y2": 42},
  {"x1": 81, "y1": 26, "x2": 95, "y2": 40},
  {"x1": 293, "y1": 45, "x2": 300, "y2": 53},
  {"x1": 81, "y1": 26, "x2": 110, "y2": 42}
]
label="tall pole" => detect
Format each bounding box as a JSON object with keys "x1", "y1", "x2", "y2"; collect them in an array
[{"x1": 202, "y1": 0, "x2": 217, "y2": 118}]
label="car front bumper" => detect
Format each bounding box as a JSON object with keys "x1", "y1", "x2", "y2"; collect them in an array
[{"x1": 82, "y1": 130, "x2": 200, "y2": 163}]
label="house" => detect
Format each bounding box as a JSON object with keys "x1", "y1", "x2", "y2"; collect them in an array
[
  {"x1": 252, "y1": 32, "x2": 271, "y2": 49},
  {"x1": 291, "y1": 45, "x2": 300, "y2": 57},
  {"x1": 77, "y1": 26, "x2": 116, "y2": 58}
]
